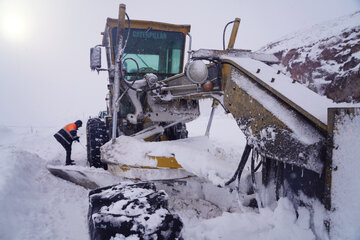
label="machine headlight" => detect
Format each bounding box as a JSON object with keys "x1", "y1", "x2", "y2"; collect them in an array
[{"x1": 185, "y1": 60, "x2": 208, "y2": 84}]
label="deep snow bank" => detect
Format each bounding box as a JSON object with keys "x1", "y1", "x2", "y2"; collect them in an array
[
  {"x1": 0, "y1": 126, "x2": 89, "y2": 240},
  {"x1": 184, "y1": 198, "x2": 316, "y2": 240}
]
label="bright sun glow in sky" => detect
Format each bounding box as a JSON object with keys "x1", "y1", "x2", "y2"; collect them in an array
[{"x1": 0, "y1": 8, "x2": 31, "y2": 43}]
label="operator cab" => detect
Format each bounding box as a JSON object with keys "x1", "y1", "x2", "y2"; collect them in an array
[
  {"x1": 94, "y1": 18, "x2": 193, "y2": 120},
  {"x1": 105, "y1": 18, "x2": 190, "y2": 81}
]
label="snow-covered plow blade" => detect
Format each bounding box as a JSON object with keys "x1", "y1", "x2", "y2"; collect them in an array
[
  {"x1": 46, "y1": 164, "x2": 125, "y2": 189},
  {"x1": 100, "y1": 136, "x2": 194, "y2": 181},
  {"x1": 47, "y1": 165, "x2": 101, "y2": 189}
]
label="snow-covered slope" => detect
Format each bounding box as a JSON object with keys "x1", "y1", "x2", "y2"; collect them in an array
[
  {"x1": 259, "y1": 11, "x2": 360, "y2": 103},
  {"x1": 0, "y1": 127, "x2": 89, "y2": 240}
]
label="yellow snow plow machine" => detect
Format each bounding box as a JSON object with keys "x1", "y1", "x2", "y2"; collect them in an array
[{"x1": 49, "y1": 3, "x2": 360, "y2": 239}]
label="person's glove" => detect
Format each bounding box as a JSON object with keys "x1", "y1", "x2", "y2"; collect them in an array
[{"x1": 74, "y1": 136, "x2": 80, "y2": 142}]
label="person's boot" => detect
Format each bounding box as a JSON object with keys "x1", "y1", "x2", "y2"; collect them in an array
[
  {"x1": 66, "y1": 160, "x2": 75, "y2": 166},
  {"x1": 65, "y1": 148, "x2": 74, "y2": 165}
]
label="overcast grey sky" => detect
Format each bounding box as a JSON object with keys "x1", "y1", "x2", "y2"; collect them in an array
[{"x1": 0, "y1": 0, "x2": 359, "y2": 127}]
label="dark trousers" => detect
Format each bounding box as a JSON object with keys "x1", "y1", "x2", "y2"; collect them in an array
[
  {"x1": 65, "y1": 144, "x2": 72, "y2": 164},
  {"x1": 54, "y1": 134, "x2": 73, "y2": 164}
]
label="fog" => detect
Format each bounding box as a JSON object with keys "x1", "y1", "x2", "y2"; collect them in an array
[{"x1": 0, "y1": 0, "x2": 359, "y2": 127}]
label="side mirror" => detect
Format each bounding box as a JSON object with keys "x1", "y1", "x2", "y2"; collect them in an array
[{"x1": 90, "y1": 46, "x2": 102, "y2": 71}]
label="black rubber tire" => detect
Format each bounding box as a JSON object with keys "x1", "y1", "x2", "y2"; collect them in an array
[
  {"x1": 86, "y1": 118, "x2": 108, "y2": 169},
  {"x1": 165, "y1": 123, "x2": 188, "y2": 140},
  {"x1": 88, "y1": 182, "x2": 183, "y2": 240}
]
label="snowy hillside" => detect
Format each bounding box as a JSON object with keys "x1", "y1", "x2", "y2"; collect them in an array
[{"x1": 259, "y1": 11, "x2": 360, "y2": 103}]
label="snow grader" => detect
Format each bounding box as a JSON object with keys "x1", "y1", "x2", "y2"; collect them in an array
[{"x1": 48, "y1": 3, "x2": 360, "y2": 239}]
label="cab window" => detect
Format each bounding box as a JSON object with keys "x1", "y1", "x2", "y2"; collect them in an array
[{"x1": 112, "y1": 27, "x2": 185, "y2": 80}]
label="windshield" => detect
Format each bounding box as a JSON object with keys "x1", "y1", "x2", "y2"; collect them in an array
[{"x1": 112, "y1": 27, "x2": 185, "y2": 79}]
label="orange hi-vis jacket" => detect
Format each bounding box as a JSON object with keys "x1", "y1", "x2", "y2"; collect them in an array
[
  {"x1": 64, "y1": 123, "x2": 77, "y2": 134},
  {"x1": 54, "y1": 122, "x2": 79, "y2": 146}
]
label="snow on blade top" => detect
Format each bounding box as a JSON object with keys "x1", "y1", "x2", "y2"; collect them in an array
[{"x1": 227, "y1": 57, "x2": 360, "y2": 126}]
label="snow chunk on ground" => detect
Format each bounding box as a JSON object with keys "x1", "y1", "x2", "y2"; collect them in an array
[{"x1": 183, "y1": 197, "x2": 315, "y2": 240}]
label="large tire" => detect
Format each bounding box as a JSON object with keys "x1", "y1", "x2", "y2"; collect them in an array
[
  {"x1": 165, "y1": 123, "x2": 188, "y2": 140},
  {"x1": 87, "y1": 118, "x2": 108, "y2": 169},
  {"x1": 88, "y1": 182, "x2": 183, "y2": 240}
]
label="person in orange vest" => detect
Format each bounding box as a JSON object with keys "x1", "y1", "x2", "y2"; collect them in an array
[{"x1": 54, "y1": 120, "x2": 82, "y2": 165}]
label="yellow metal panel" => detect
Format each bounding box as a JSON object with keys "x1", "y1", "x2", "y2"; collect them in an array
[
  {"x1": 224, "y1": 68, "x2": 289, "y2": 134},
  {"x1": 224, "y1": 65, "x2": 326, "y2": 172},
  {"x1": 107, "y1": 156, "x2": 182, "y2": 170},
  {"x1": 148, "y1": 155, "x2": 183, "y2": 169},
  {"x1": 106, "y1": 18, "x2": 191, "y2": 35}
]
